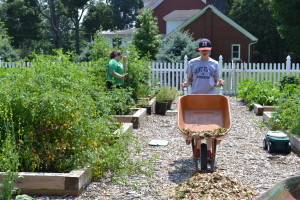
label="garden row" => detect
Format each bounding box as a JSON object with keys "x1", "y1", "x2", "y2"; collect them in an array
[
  {"x1": 0, "y1": 41, "x2": 180, "y2": 199},
  {"x1": 237, "y1": 74, "x2": 300, "y2": 152}
]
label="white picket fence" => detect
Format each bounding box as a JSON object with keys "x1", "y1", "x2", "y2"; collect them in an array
[
  {"x1": 150, "y1": 55, "x2": 300, "y2": 95},
  {"x1": 1, "y1": 56, "x2": 299, "y2": 95}
]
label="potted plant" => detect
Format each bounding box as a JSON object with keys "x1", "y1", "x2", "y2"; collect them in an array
[
  {"x1": 155, "y1": 86, "x2": 179, "y2": 115},
  {"x1": 166, "y1": 87, "x2": 180, "y2": 110}
]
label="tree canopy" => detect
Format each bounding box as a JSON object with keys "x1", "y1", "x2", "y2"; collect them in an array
[
  {"x1": 82, "y1": 2, "x2": 113, "y2": 40},
  {"x1": 270, "y1": 0, "x2": 300, "y2": 57},
  {"x1": 107, "y1": 0, "x2": 143, "y2": 30},
  {"x1": 132, "y1": 8, "x2": 162, "y2": 60},
  {"x1": 156, "y1": 30, "x2": 199, "y2": 63},
  {"x1": 0, "y1": 21, "x2": 19, "y2": 61},
  {"x1": 228, "y1": 0, "x2": 288, "y2": 62}
]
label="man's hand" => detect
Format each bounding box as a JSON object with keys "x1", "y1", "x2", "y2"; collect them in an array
[
  {"x1": 181, "y1": 82, "x2": 188, "y2": 88},
  {"x1": 215, "y1": 79, "x2": 225, "y2": 87}
]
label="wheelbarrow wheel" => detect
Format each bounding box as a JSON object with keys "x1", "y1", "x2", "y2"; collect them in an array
[{"x1": 200, "y1": 143, "x2": 208, "y2": 171}]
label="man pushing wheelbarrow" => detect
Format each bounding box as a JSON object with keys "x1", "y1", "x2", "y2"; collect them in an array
[{"x1": 179, "y1": 39, "x2": 231, "y2": 172}]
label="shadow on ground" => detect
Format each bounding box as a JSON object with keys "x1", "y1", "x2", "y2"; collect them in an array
[{"x1": 168, "y1": 158, "x2": 196, "y2": 184}]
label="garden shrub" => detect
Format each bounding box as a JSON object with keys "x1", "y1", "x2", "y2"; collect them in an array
[
  {"x1": 156, "y1": 86, "x2": 179, "y2": 103},
  {"x1": 237, "y1": 78, "x2": 281, "y2": 109},
  {"x1": 279, "y1": 74, "x2": 300, "y2": 91},
  {"x1": 86, "y1": 31, "x2": 152, "y2": 101},
  {"x1": 156, "y1": 30, "x2": 199, "y2": 63},
  {"x1": 238, "y1": 76, "x2": 300, "y2": 136},
  {"x1": 0, "y1": 51, "x2": 137, "y2": 175},
  {"x1": 269, "y1": 87, "x2": 300, "y2": 134}
]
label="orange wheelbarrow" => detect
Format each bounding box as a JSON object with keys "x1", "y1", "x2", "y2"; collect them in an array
[{"x1": 178, "y1": 94, "x2": 232, "y2": 172}]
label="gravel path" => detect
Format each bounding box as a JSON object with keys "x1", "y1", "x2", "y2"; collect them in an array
[{"x1": 36, "y1": 96, "x2": 300, "y2": 200}]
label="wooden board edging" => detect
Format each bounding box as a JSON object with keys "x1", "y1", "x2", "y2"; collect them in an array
[
  {"x1": 288, "y1": 134, "x2": 300, "y2": 155},
  {"x1": 0, "y1": 168, "x2": 92, "y2": 196},
  {"x1": 0, "y1": 124, "x2": 133, "y2": 196},
  {"x1": 263, "y1": 111, "x2": 273, "y2": 121},
  {"x1": 254, "y1": 103, "x2": 276, "y2": 116},
  {"x1": 113, "y1": 108, "x2": 147, "y2": 129}
]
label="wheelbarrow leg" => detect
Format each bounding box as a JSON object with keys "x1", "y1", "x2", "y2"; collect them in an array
[
  {"x1": 191, "y1": 139, "x2": 200, "y2": 172},
  {"x1": 209, "y1": 138, "x2": 218, "y2": 172},
  {"x1": 200, "y1": 143, "x2": 208, "y2": 171}
]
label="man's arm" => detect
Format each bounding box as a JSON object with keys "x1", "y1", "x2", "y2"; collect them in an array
[{"x1": 181, "y1": 76, "x2": 193, "y2": 88}]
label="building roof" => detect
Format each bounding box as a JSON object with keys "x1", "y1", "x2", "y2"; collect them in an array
[
  {"x1": 102, "y1": 29, "x2": 134, "y2": 35},
  {"x1": 163, "y1": 9, "x2": 201, "y2": 21},
  {"x1": 172, "y1": 4, "x2": 258, "y2": 41},
  {"x1": 139, "y1": 0, "x2": 159, "y2": 13},
  {"x1": 144, "y1": 0, "x2": 207, "y2": 11}
]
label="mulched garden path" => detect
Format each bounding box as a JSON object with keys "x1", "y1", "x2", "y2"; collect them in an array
[{"x1": 35, "y1": 96, "x2": 300, "y2": 200}]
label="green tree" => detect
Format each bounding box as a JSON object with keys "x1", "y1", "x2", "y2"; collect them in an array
[
  {"x1": 270, "y1": 0, "x2": 300, "y2": 57},
  {"x1": 33, "y1": 0, "x2": 67, "y2": 49},
  {"x1": 132, "y1": 8, "x2": 162, "y2": 60},
  {"x1": 0, "y1": 21, "x2": 19, "y2": 61},
  {"x1": 61, "y1": 0, "x2": 90, "y2": 54},
  {"x1": 228, "y1": 0, "x2": 288, "y2": 62},
  {"x1": 82, "y1": 2, "x2": 113, "y2": 40},
  {"x1": 107, "y1": 0, "x2": 143, "y2": 30},
  {"x1": 0, "y1": 0, "x2": 42, "y2": 49},
  {"x1": 156, "y1": 30, "x2": 199, "y2": 63}
]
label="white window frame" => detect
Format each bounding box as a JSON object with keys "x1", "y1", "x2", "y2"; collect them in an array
[{"x1": 231, "y1": 44, "x2": 241, "y2": 61}]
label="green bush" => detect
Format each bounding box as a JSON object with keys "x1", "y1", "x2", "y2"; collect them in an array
[
  {"x1": 85, "y1": 31, "x2": 152, "y2": 101},
  {"x1": 0, "y1": 51, "x2": 136, "y2": 176},
  {"x1": 156, "y1": 86, "x2": 179, "y2": 103},
  {"x1": 269, "y1": 87, "x2": 300, "y2": 134},
  {"x1": 238, "y1": 76, "x2": 300, "y2": 136},
  {"x1": 156, "y1": 30, "x2": 199, "y2": 63},
  {"x1": 279, "y1": 74, "x2": 300, "y2": 91},
  {"x1": 237, "y1": 78, "x2": 281, "y2": 109}
]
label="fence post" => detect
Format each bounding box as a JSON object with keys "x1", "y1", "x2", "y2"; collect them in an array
[
  {"x1": 218, "y1": 55, "x2": 224, "y2": 95},
  {"x1": 184, "y1": 55, "x2": 188, "y2": 81},
  {"x1": 218, "y1": 55, "x2": 223, "y2": 78},
  {"x1": 286, "y1": 55, "x2": 291, "y2": 75}
]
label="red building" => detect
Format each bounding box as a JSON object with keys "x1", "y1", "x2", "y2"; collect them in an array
[{"x1": 141, "y1": 0, "x2": 258, "y2": 62}]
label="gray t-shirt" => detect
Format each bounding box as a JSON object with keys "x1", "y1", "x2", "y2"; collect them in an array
[{"x1": 186, "y1": 57, "x2": 219, "y2": 94}]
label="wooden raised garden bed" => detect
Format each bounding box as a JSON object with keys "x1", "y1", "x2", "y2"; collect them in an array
[
  {"x1": 113, "y1": 108, "x2": 147, "y2": 129},
  {"x1": 0, "y1": 123, "x2": 133, "y2": 196},
  {"x1": 0, "y1": 169, "x2": 91, "y2": 196},
  {"x1": 288, "y1": 133, "x2": 300, "y2": 155},
  {"x1": 253, "y1": 103, "x2": 276, "y2": 116},
  {"x1": 137, "y1": 97, "x2": 156, "y2": 115},
  {"x1": 263, "y1": 111, "x2": 273, "y2": 121}
]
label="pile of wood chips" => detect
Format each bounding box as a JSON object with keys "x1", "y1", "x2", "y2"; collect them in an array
[
  {"x1": 182, "y1": 128, "x2": 228, "y2": 139},
  {"x1": 171, "y1": 172, "x2": 256, "y2": 200}
]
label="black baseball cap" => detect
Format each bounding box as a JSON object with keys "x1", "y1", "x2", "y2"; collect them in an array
[{"x1": 196, "y1": 38, "x2": 212, "y2": 51}]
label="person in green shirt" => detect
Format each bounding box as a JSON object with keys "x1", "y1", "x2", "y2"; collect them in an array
[{"x1": 106, "y1": 50, "x2": 129, "y2": 89}]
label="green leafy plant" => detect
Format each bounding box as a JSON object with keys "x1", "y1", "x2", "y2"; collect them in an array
[
  {"x1": 132, "y1": 8, "x2": 162, "y2": 60},
  {"x1": 268, "y1": 87, "x2": 300, "y2": 133},
  {"x1": 0, "y1": 109, "x2": 22, "y2": 200},
  {"x1": 156, "y1": 30, "x2": 199, "y2": 63},
  {"x1": 237, "y1": 78, "x2": 281, "y2": 109},
  {"x1": 279, "y1": 74, "x2": 300, "y2": 91},
  {"x1": 156, "y1": 86, "x2": 179, "y2": 103},
  {"x1": 0, "y1": 51, "x2": 133, "y2": 175}
]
